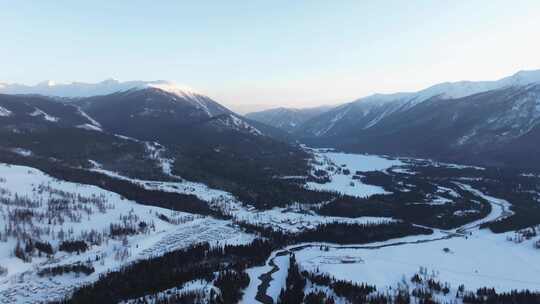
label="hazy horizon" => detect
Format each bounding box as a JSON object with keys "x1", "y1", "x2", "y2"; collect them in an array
[
  {"x1": 2, "y1": 1, "x2": 540, "y2": 111},
  {"x1": 2, "y1": 68, "x2": 539, "y2": 114}
]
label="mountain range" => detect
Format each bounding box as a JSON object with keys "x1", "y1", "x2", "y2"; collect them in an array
[
  {"x1": 245, "y1": 105, "x2": 332, "y2": 133},
  {"x1": 0, "y1": 81, "x2": 311, "y2": 209},
  {"x1": 2, "y1": 70, "x2": 540, "y2": 172},
  {"x1": 249, "y1": 70, "x2": 540, "y2": 169},
  {"x1": 2, "y1": 71, "x2": 540, "y2": 303}
]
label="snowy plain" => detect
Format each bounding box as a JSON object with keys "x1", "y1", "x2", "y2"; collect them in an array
[
  {"x1": 305, "y1": 150, "x2": 403, "y2": 197},
  {"x1": 1, "y1": 147, "x2": 539, "y2": 303},
  {"x1": 0, "y1": 163, "x2": 253, "y2": 303},
  {"x1": 295, "y1": 229, "x2": 540, "y2": 292}
]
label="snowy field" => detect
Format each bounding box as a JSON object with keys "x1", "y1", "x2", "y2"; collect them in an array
[
  {"x1": 0, "y1": 154, "x2": 399, "y2": 302},
  {"x1": 241, "y1": 225, "x2": 540, "y2": 304},
  {"x1": 1, "y1": 147, "x2": 539, "y2": 303},
  {"x1": 239, "y1": 179, "x2": 540, "y2": 303},
  {"x1": 305, "y1": 150, "x2": 403, "y2": 197},
  {"x1": 284, "y1": 184, "x2": 533, "y2": 294},
  {"x1": 123, "y1": 279, "x2": 217, "y2": 304},
  {"x1": 0, "y1": 163, "x2": 253, "y2": 303},
  {"x1": 295, "y1": 229, "x2": 540, "y2": 292},
  {"x1": 90, "y1": 161, "x2": 393, "y2": 233}
]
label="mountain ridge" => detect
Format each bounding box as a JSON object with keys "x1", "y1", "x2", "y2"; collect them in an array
[
  {"x1": 0, "y1": 79, "x2": 200, "y2": 99},
  {"x1": 245, "y1": 105, "x2": 333, "y2": 133},
  {"x1": 297, "y1": 83, "x2": 540, "y2": 169}
]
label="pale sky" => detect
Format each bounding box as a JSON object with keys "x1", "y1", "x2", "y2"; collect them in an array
[{"x1": 1, "y1": 1, "x2": 539, "y2": 112}]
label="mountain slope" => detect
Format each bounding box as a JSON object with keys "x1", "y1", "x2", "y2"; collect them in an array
[
  {"x1": 297, "y1": 70, "x2": 540, "y2": 137},
  {"x1": 73, "y1": 87, "x2": 313, "y2": 206},
  {"x1": 0, "y1": 81, "x2": 321, "y2": 208},
  {"x1": 245, "y1": 106, "x2": 332, "y2": 133},
  {"x1": 0, "y1": 79, "x2": 197, "y2": 98},
  {"x1": 0, "y1": 93, "x2": 175, "y2": 180},
  {"x1": 296, "y1": 70, "x2": 540, "y2": 169}
]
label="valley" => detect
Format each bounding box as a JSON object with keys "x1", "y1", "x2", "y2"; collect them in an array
[
  {"x1": 0, "y1": 145, "x2": 538, "y2": 303},
  {"x1": 0, "y1": 75, "x2": 539, "y2": 303},
  {"x1": 3, "y1": 3, "x2": 540, "y2": 303}
]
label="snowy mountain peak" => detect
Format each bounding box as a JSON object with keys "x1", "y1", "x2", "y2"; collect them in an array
[
  {"x1": 354, "y1": 69, "x2": 540, "y2": 108},
  {"x1": 297, "y1": 68, "x2": 540, "y2": 138},
  {"x1": 145, "y1": 81, "x2": 200, "y2": 99},
  {"x1": 419, "y1": 69, "x2": 540, "y2": 100},
  {"x1": 501, "y1": 69, "x2": 540, "y2": 87},
  {"x1": 0, "y1": 79, "x2": 201, "y2": 99},
  {"x1": 37, "y1": 80, "x2": 58, "y2": 87}
]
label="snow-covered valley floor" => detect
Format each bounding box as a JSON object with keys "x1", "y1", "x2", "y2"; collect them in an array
[
  {"x1": 240, "y1": 177, "x2": 540, "y2": 303},
  {"x1": 295, "y1": 228, "x2": 540, "y2": 292},
  {"x1": 305, "y1": 150, "x2": 403, "y2": 197},
  {"x1": 0, "y1": 148, "x2": 539, "y2": 303},
  {"x1": 0, "y1": 163, "x2": 253, "y2": 303}
]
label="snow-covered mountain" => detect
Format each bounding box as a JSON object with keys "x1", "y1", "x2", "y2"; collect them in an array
[
  {"x1": 0, "y1": 79, "x2": 200, "y2": 99},
  {"x1": 0, "y1": 93, "x2": 100, "y2": 129},
  {"x1": 3, "y1": 75, "x2": 540, "y2": 304},
  {"x1": 0, "y1": 78, "x2": 269, "y2": 137},
  {"x1": 296, "y1": 69, "x2": 540, "y2": 168},
  {"x1": 245, "y1": 105, "x2": 333, "y2": 133},
  {"x1": 0, "y1": 85, "x2": 309, "y2": 206},
  {"x1": 297, "y1": 70, "x2": 540, "y2": 137},
  {"x1": 74, "y1": 86, "x2": 266, "y2": 139}
]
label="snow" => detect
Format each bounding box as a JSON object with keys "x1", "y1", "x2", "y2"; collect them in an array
[
  {"x1": 399, "y1": 156, "x2": 485, "y2": 171},
  {"x1": 357, "y1": 69, "x2": 540, "y2": 107},
  {"x1": 0, "y1": 79, "x2": 202, "y2": 100},
  {"x1": 89, "y1": 161, "x2": 392, "y2": 233},
  {"x1": 10, "y1": 148, "x2": 32, "y2": 157},
  {"x1": 137, "y1": 219, "x2": 254, "y2": 259},
  {"x1": 146, "y1": 82, "x2": 216, "y2": 115},
  {"x1": 304, "y1": 281, "x2": 347, "y2": 304},
  {"x1": 363, "y1": 107, "x2": 393, "y2": 129},
  {"x1": 321, "y1": 151, "x2": 402, "y2": 172},
  {"x1": 241, "y1": 264, "x2": 272, "y2": 304},
  {"x1": 143, "y1": 142, "x2": 176, "y2": 177},
  {"x1": 295, "y1": 229, "x2": 540, "y2": 293},
  {"x1": 0, "y1": 106, "x2": 12, "y2": 117},
  {"x1": 76, "y1": 123, "x2": 103, "y2": 131},
  {"x1": 241, "y1": 247, "x2": 288, "y2": 304},
  {"x1": 234, "y1": 206, "x2": 394, "y2": 234},
  {"x1": 123, "y1": 279, "x2": 215, "y2": 304},
  {"x1": 457, "y1": 129, "x2": 478, "y2": 145},
  {"x1": 239, "y1": 229, "x2": 447, "y2": 304},
  {"x1": 146, "y1": 82, "x2": 198, "y2": 97},
  {"x1": 239, "y1": 175, "x2": 532, "y2": 303},
  {"x1": 305, "y1": 150, "x2": 403, "y2": 198},
  {"x1": 422, "y1": 186, "x2": 463, "y2": 205},
  {"x1": 88, "y1": 161, "x2": 236, "y2": 204},
  {"x1": 29, "y1": 108, "x2": 59, "y2": 122},
  {"x1": 114, "y1": 133, "x2": 140, "y2": 142},
  {"x1": 314, "y1": 69, "x2": 540, "y2": 131},
  {"x1": 454, "y1": 183, "x2": 514, "y2": 230},
  {"x1": 288, "y1": 182, "x2": 533, "y2": 294},
  {"x1": 437, "y1": 186, "x2": 461, "y2": 199},
  {"x1": 314, "y1": 106, "x2": 350, "y2": 136},
  {"x1": 0, "y1": 162, "x2": 254, "y2": 303},
  {"x1": 267, "y1": 254, "x2": 289, "y2": 302},
  {"x1": 219, "y1": 114, "x2": 263, "y2": 135},
  {"x1": 1, "y1": 146, "x2": 535, "y2": 302},
  {"x1": 76, "y1": 108, "x2": 101, "y2": 127}
]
